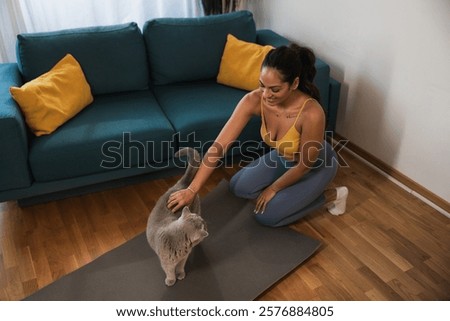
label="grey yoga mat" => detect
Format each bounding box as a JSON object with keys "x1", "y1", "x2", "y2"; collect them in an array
[{"x1": 25, "y1": 180, "x2": 320, "y2": 300}]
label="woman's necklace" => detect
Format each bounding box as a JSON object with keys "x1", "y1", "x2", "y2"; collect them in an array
[
  {"x1": 275, "y1": 108, "x2": 296, "y2": 119},
  {"x1": 276, "y1": 113, "x2": 296, "y2": 118}
]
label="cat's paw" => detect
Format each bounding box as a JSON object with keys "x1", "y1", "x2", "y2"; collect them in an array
[
  {"x1": 165, "y1": 278, "x2": 176, "y2": 286},
  {"x1": 177, "y1": 271, "x2": 185, "y2": 280}
]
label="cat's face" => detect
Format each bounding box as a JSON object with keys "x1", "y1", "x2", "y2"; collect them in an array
[{"x1": 180, "y1": 207, "x2": 208, "y2": 245}]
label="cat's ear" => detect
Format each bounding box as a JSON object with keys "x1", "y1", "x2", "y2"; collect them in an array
[
  {"x1": 191, "y1": 230, "x2": 208, "y2": 243},
  {"x1": 181, "y1": 206, "x2": 191, "y2": 218}
]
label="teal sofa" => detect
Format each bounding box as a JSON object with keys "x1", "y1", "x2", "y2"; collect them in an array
[{"x1": 0, "y1": 11, "x2": 341, "y2": 206}]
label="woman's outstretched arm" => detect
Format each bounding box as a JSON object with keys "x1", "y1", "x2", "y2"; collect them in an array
[{"x1": 167, "y1": 91, "x2": 261, "y2": 212}]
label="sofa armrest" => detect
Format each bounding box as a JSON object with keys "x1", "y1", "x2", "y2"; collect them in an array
[
  {"x1": 256, "y1": 29, "x2": 290, "y2": 47},
  {"x1": 0, "y1": 63, "x2": 32, "y2": 192},
  {"x1": 326, "y1": 77, "x2": 341, "y2": 133}
]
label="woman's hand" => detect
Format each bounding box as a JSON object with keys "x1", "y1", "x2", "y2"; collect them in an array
[
  {"x1": 254, "y1": 186, "x2": 278, "y2": 214},
  {"x1": 167, "y1": 188, "x2": 196, "y2": 213}
]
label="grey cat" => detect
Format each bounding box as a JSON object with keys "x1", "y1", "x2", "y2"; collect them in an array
[{"x1": 146, "y1": 147, "x2": 208, "y2": 286}]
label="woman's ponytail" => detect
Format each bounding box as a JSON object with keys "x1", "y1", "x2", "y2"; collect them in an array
[{"x1": 290, "y1": 44, "x2": 320, "y2": 102}]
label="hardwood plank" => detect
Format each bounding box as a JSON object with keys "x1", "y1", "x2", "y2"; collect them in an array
[
  {"x1": 295, "y1": 266, "x2": 323, "y2": 291},
  {"x1": 406, "y1": 267, "x2": 450, "y2": 299},
  {"x1": 261, "y1": 271, "x2": 316, "y2": 301},
  {"x1": 352, "y1": 221, "x2": 413, "y2": 272},
  {"x1": 357, "y1": 266, "x2": 403, "y2": 300},
  {"x1": 307, "y1": 263, "x2": 354, "y2": 300}
]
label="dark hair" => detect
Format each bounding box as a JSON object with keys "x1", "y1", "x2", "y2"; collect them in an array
[{"x1": 262, "y1": 43, "x2": 320, "y2": 102}]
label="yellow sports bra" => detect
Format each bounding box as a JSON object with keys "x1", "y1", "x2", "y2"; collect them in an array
[{"x1": 260, "y1": 98, "x2": 314, "y2": 160}]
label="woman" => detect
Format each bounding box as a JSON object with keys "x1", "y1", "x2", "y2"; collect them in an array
[{"x1": 167, "y1": 44, "x2": 348, "y2": 227}]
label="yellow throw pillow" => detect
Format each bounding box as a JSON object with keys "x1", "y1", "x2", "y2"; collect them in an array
[
  {"x1": 217, "y1": 34, "x2": 274, "y2": 91},
  {"x1": 10, "y1": 54, "x2": 93, "y2": 136}
]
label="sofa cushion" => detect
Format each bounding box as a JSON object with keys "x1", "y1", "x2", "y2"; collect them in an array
[
  {"x1": 10, "y1": 54, "x2": 93, "y2": 136},
  {"x1": 217, "y1": 34, "x2": 273, "y2": 91},
  {"x1": 16, "y1": 22, "x2": 148, "y2": 95},
  {"x1": 29, "y1": 91, "x2": 175, "y2": 182},
  {"x1": 143, "y1": 11, "x2": 256, "y2": 85},
  {"x1": 152, "y1": 80, "x2": 261, "y2": 153}
]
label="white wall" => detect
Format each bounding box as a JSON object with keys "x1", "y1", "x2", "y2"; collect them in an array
[{"x1": 246, "y1": 0, "x2": 450, "y2": 203}]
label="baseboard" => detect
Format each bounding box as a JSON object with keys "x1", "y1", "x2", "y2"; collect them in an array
[{"x1": 332, "y1": 133, "x2": 450, "y2": 218}]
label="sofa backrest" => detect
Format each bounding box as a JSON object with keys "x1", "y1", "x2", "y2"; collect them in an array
[
  {"x1": 143, "y1": 10, "x2": 256, "y2": 85},
  {"x1": 16, "y1": 22, "x2": 149, "y2": 95}
]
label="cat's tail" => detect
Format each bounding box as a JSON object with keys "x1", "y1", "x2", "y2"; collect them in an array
[{"x1": 175, "y1": 147, "x2": 201, "y2": 186}]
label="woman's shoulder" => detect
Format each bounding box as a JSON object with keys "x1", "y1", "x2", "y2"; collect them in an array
[
  {"x1": 302, "y1": 97, "x2": 324, "y2": 115},
  {"x1": 238, "y1": 89, "x2": 262, "y2": 115},
  {"x1": 244, "y1": 89, "x2": 262, "y2": 104},
  {"x1": 299, "y1": 97, "x2": 325, "y2": 128}
]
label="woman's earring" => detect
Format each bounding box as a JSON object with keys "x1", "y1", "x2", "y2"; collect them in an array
[{"x1": 292, "y1": 77, "x2": 300, "y2": 90}]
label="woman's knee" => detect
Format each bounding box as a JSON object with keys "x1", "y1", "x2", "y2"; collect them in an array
[
  {"x1": 229, "y1": 173, "x2": 252, "y2": 198},
  {"x1": 253, "y1": 210, "x2": 283, "y2": 227},
  {"x1": 229, "y1": 174, "x2": 241, "y2": 195},
  {"x1": 229, "y1": 166, "x2": 269, "y2": 199}
]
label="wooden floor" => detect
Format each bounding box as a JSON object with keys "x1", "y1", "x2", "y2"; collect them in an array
[{"x1": 0, "y1": 149, "x2": 449, "y2": 301}]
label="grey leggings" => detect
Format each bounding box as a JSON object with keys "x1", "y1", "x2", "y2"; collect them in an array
[{"x1": 229, "y1": 140, "x2": 338, "y2": 227}]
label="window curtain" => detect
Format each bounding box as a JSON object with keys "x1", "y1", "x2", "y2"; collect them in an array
[
  {"x1": 0, "y1": 0, "x2": 202, "y2": 63},
  {"x1": 200, "y1": 0, "x2": 243, "y2": 15},
  {"x1": 0, "y1": 0, "x2": 26, "y2": 63}
]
